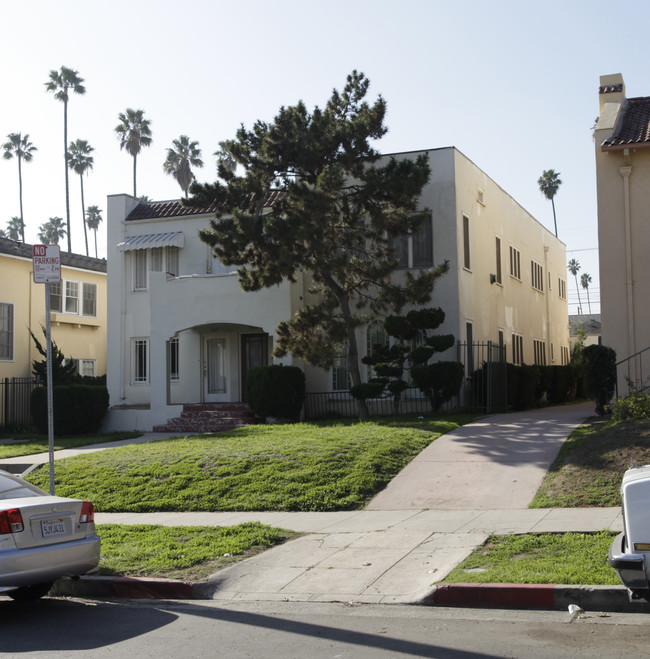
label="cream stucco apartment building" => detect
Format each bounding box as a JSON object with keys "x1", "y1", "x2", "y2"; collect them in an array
[
  {"x1": 0, "y1": 237, "x2": 107, "y2": 382},
  {"x1": 595, "y1": 74, "x2": 650, "y2": 391},
  {"x1": 103, "y1": 147, "x2": 569, "y2": 431}
]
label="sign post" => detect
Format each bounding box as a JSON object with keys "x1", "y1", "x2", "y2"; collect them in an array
[{"x1": 33, "y1": 245, "x2": 61, "y2": 495}]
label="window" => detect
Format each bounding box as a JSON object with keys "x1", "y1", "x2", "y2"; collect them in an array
[
  {"x1": 79, "y1": 359, "x2": 96, "y2": 377},
  {"x1": 134, "y1": 250, "x2": 147, "y2": 290},
  {"x1": 133, "y1": 338, "x2": 149, "y2": 384},
  {"x1": 50, "y1": 282, "x2": 62, "y2": 312},
  {"x1": 166, "y1": 247, "x2": 179, "y2": 277},
  {"x1": 412, "y1": 216, "x2": 433, "y2": 267},
  {"x1": 531, "y1": 260, "x2": 544, "y2": 292},
  {"x1": 332, "y1": 341, "x2": 351, "y2": 391},
  {"x1": 65, "y1": 281, "x2": 79, "y2": 313},
  {"x1": 533, "y1": 339, "x2": 547, "y2": 365},
  {"x1": 82, "y1": 283, "x2": 97, "y2": 316},
  {"x1": 49, "y1": 280, "x2": 97, "y2": 317},
  {"x1": 150, "y1": 247, "x2": 163, "y2": 272},
  {"x1": 495, "y1": 237, "x2": 502, "y2": 284},
  {"x1": 512, "y1": 333, "x2": 524, "y2": 366},
  {"x1": 169, "y1": 337, "x2": 179, "y2": 382},
  {"x1": 462, "y1": 215, "x2": 471, "y2": 270},
  {"x1": 0, "y1": 303, "x2": 13, "y2": 361},
  {"x1": 561, "y1": 346, "x2": 570, "y2": 365},
  {"x1": 366, "y1": 321, "x2": 389, "y2": 380},
  {"x1": 509, "y1": 246, "x2": 521, "y2": 280},
  {"x1": 391, "y1": 214, "x2": 433, "y2": 269},
  {"x1": 558, "y1": 277, "x2": 567, "y2": 300}
]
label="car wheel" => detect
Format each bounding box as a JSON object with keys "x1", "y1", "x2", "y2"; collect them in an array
[{"x1": 7, "y1": 582, "x2": 54, "y2": 602}]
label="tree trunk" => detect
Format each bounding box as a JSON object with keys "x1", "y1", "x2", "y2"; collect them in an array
[
  {"x1": 133, "y1": 154, "x2": 138, "y2": 197},
  {"x1": 80, "y1": 175, "x2": 89, "y2": 256},
  {"x1": 551, "y1": 197, "x2": 558, "y2": 238},
  {"x1": 64, "y1": 99, "x2": 71, "y2": 253},
  {"x1": 18, "y1": 156, "x2": 24, "y2": 242}
]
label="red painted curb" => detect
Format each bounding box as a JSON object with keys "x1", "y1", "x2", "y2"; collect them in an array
[
  {"x1": 429, "y1": 583, "x2": 556, "y2": 609},
  {"x1": 76, "y1": 576, "x2": 195, "y2": 599}
]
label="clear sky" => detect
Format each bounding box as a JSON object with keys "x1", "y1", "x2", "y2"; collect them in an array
[{"x1": 2, "y1": 0, "x2": 647, "y2": 314}]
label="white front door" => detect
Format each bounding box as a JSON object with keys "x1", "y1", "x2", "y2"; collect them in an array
[{"x1": 203, "y1": 336, "x2": 228, "y2": 402}]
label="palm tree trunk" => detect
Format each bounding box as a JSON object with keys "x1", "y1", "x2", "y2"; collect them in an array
[
  {"x1": 93, "y1": 228, "x2": 98, "y2": 259},
  {"x1": 586, "y1": 288, "x2": 592, "y2": 314},
  {"x1": 133, "y1": 154, "x2": 137, "y2": 197},
  {"x1": 80, "y1": 175, "x2": 89, "y2": 256},
  {"x1": 551, "y1": 198, "x2": 558, "y2": 238},
  {"x1": 574, "y1": 275, "x2": 582, "y2": 314},
  {"x1": 18, "y1": 156, "x2": 25, "y2": 242},
  {"x1": 64, "y1": 99, "x2": 71, "y2": 253}
]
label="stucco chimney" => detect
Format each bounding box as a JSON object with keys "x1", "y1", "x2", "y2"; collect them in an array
[{"x1": 599, "y1": 73, "x2": 625, "y2": 113}]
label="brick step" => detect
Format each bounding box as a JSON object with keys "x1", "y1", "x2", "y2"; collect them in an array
[{"x1": 152, "y1": 403, "x2": 257, "y2": 434}]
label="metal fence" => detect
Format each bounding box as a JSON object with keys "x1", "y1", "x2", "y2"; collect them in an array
[
  {"x1": 456, "y1": 341, "x2": 508, "y2": 414},
  {"x1": 303, "y1": 387, "x2": 454, "y2": 420},
  {"x1": 616, "y1": 346, "x2": 650, "y2": 396},
  {"x1": 0, "y1": 377, "x2": 37, "y2": 432}
]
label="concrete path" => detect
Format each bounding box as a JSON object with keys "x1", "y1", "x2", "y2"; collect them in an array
[{"x1": 366, "y1": 402, "x2": 594, "y2": 510}]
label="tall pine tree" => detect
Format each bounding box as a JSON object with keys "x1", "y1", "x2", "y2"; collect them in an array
[{"x1": 187, "y1": 71, "x2": 448, "y2": 417}]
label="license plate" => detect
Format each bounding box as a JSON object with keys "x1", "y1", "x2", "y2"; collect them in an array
[{"x1": 41, "y1": 519, "x2": 66, "y2": 538}]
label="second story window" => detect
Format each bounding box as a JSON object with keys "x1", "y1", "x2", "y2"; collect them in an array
[
  {"x1": 531, "y1": 260, "x2": 544, "y2": 292},
  {"x1": 391, "y1": 214, "x2": 433, "y2": 269},
  {"x1": 0, "y1": 302, "x2": 13, "y2": 361},
  {"x1": 50, "y1": 280, "x2": 97, "y2": 317},
  {"x1": 462, "y1": 215, "x2": 471, "y2": 270},
  {"x1": 509, "y1": 246, "x2": 521, "y2": 280},
  {"x1": 133, "y1": 246, "x2": 180, "y2": 290}
]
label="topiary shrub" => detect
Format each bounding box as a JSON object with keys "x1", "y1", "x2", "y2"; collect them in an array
[
  {"x1": 246, "y1": 365, "x2": 306, "y2": 421},
  {"x1": 31, "y1": 385, "x2": 109, "y2": 435},
  {"x1": 582, "y1": 344, "x2": 617, "y2": 415}
]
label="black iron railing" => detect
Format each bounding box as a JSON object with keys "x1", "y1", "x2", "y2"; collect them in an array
[{"x1": 1, "y1": 377, "x2": 37, "y2": 432}]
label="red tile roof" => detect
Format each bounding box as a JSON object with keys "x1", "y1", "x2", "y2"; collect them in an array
[
  {"x1": 602, "y1": 96, "x2": 650, "y2": 150},
  {"x1": 126, "y1": 190, "x2": 286, "y2": 221}
]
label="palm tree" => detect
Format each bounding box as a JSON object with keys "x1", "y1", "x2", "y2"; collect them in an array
[
  {"x1": 538, "y1": 169, "x2": 562, "y2": 238},
  {"x1": 2, "y1": 132, "x2": 37, "y2": 242},
  {"x1": 568, "y1": 258, "x2": 582, "y2": 314},
  {"x1": 67, "y1": 139, "x2": 94, "y2": 256},
  {"x1": 214, "y1": 140, "x2": 236, "y2": 179},
  {"x1": 115, "y1": 108, "x2": 152, "y2": 197},
  {"x1": 5, "y1": 217, "x2": 24, "y2": 241},
  {"x1": 581, "y1": 272, "x2": 593, "y2": 315},
  {"x1": 38, "y1": 217, "x2": 67, "y2": 245},
  {"x1": 45, "y1": 67, "x2": 86, "y2": 253},
  {"x1": 163, "y1": 135, "x2": 204, "y2": 197},
  {"x1": 85, "y1": 205, "x2": 102, "y2": 258}
]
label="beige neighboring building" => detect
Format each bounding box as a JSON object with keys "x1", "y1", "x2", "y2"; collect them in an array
[
  {"x1": 104, "y1": 147, "x2": 569, "y2": 431},
  {"x1": 595, "y1": 74, "x2": 650, "y2": 391},
  {"x1": 0, "y1": 237, "x2": 107, "y2": 381}
]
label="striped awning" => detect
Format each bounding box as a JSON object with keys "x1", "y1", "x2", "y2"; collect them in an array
[{"x1": 117, "y1": 231, "x2": 184, "y2": 251}]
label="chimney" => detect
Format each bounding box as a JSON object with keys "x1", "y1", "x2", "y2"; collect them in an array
[{"x1": 599, "y1": 73, "x2": 625, "y2": 114}]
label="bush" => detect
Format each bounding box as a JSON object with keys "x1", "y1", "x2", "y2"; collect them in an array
[
  {"x1": 411, "y1": 361, "x2": 464, "y2": 412},
  {"x1": 507, "y1": 364, "x2": 540, "y2": 410},
  {"x1": 246, "y1": 365, "x2": 306, "y2": 421},
  {"x1": 612, "y1": 388, "x2": 650, "y2": 421},
  {"x1": 31, "y1": 385, "x2": 109, "y2": 435},
  {"x1": 582, "y1": 345, "x2": 617, "y2": 415}
]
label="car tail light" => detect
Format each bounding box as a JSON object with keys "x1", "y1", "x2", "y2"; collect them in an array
[
  {"x1": 0, "y1": 509, "x2": 24, "y2": 534},
  {"x1": 79, "y1": 501, "x2": 94, "y2": 524}
]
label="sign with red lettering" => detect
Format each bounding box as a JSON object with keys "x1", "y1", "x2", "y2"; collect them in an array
[{"x1": 33, "y1": 245, "x2": 61, "y2": 283}]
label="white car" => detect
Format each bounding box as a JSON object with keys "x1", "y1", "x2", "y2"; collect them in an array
[{"x1": 0, "y1": 469, "x2": 100, "y2": 601}]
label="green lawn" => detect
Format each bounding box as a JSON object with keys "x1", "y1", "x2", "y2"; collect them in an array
[
  {"x1": 26, "y1": 415, "x2": 475, "y2": 512},
  {"x1": 530, "y1": 417, "x2": 650, "y2": 508},
  {"x1": 0, "y1": 432, "x2": 141, "y2": 460},
  {"x1": 96, "y1": 522, "x2": 297, "y2": 581},
  {"x1": 442, "y1": 532, "x2": 620, "y2": 586}
]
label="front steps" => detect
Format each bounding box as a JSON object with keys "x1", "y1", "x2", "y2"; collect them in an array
[{"x1": 152, "y1": 403, "x2": 257, "y2": 434}]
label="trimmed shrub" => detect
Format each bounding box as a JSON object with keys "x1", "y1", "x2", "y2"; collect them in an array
[
  {"x1": 31, "y1": 385, "x2": 109, "y2": 435},
  {"x1": 246, "y1": 365, "x2": 306, "y2": 421},
  {"x1": 411, "y1": 361, "x2": 464, "y2": 412},
  {"x1": 612, "y1": 389, "x2": 650, "y2": 421},
  {"x1": 583, "y1": 344, "x2": 617, "y2": 415},
  {"x1": 507, "y1": 364, "x2": 540, "y2": 410}
]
